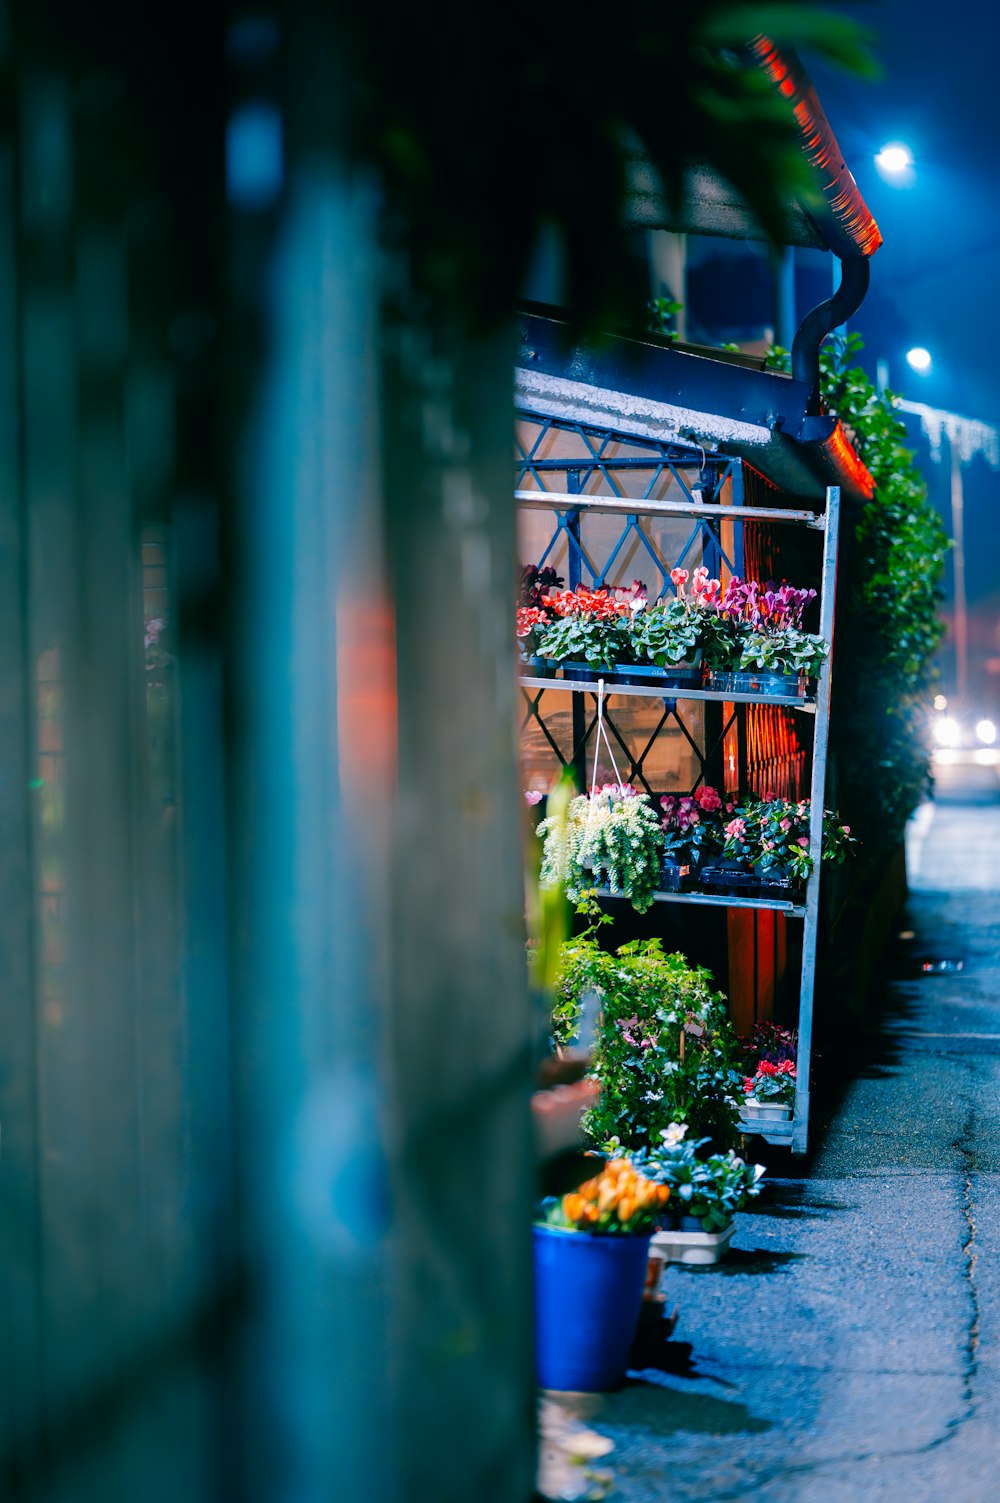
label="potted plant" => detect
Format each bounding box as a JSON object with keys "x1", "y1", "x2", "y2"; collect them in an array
[
  {"x1": 742, "y1": 1058, "x2": 797, "y2": 1121},
  {"x1": 658, "y1": 785, "x2": 725, "y2": 890},
  {"x1": 538, "y1": 785, "x2": 665, "y2": 913},
  {"x1": 534, "y1": 586, "x2": 636, "y2": 677},
  {"x1": 733, "y1": 625, "x2": 828, "y2": 698},
  {"x1": 533, "y1": 1159, "x2": 671, "y2": 1390},
  {"x1": 622, "y1": 1123, "x2": 765, "y2": 1265},
  {"x1": 553, "y1": 928, "x2": 744, "y2": 1154},
  {"x1": 741, "y1": 1020, "x2": 797, "y2": 1074},
  {"x1": 701, "y1": 577, "x2": 827, "y2": 697},
  {"x1": 627, "y1": 567, "x2": 719, "y2": 687},
  {"x1": 520, "y1": 562, "x2": 563, "y2": 607},
  {"x1": 516, "y1": 563, "x2": 563, "y2": 674},
  {"x1": 699, "y1": 795, "x2": 858, "y2": 897},
  {"x1": 516, "y1": 603, "x2": 557, "y2": 674}
]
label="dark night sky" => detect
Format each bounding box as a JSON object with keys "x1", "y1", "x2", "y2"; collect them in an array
[
  {"x1": 808, "y1": 2, "x2": 1000, "y2": 672},
  {"x1": 810, "y1": 0, "x2": 1000, "y2": 425}
]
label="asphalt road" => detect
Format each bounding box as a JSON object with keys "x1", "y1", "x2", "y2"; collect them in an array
[{"x1": 543, "y1": 790, "x2": 1000, "y2": 1501}]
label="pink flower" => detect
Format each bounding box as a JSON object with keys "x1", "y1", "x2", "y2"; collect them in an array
[
  {"x1": 725, "y1": 818, "x2": 746, "y2": 839},
  {"x1": 524, "y1": 790, "x2": 543, "y2": 806},
  {"x1": 797, "y1": 836, "x2": 809, "y2": 847},
  {"x1": 780, "y1": 817, "x2": 791, "y2": 831},
  {"x1": 842, "y1": 825, "x2": 851, "y2": 834},
  {"x1": 695, "y1": 785, "x2": 722, "y2": 812},
  {"x1": 670, "y1": 567, "x2": 689, "y2": 594}
]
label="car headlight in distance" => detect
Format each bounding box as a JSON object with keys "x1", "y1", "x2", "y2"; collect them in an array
[
  {"x1": 976, "y1": 718, "x2": 997, "y2": 745},
  {"x1": 934, "y1": 716, "x2": 962, "y2": 747}
]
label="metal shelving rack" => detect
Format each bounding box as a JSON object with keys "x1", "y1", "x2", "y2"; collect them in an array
[{"x1": 517, "y1": 476, "x2": 840, "y2": 1156}]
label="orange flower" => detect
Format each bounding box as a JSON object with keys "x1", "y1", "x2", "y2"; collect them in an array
[
  {"x1": 562, "y1": 1193, "x2": 586, "y2": 1223},
  {"x1": 617, "y1": 1196, "x2": 636, "y2": 1223}
]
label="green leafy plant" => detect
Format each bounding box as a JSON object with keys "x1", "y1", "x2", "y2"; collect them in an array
[
  {"x1": 553, "y1": 934, "x2": 743, "y2": 1151},
  {"x1": 647, "y1": 296, "x2": 683, "y2": 340},
  {"x1": 737, "y1": 626, "x2": 828, "y2": 677},
  {"x1": 534, "y1": 586, "x2": 636, "y2": 670},
  {"x1": 721, "y1": 795, "x2": 857, "y2": 882},
  {"x1": 624, "y1": 1123, "x2": 766, "y2": 1232},
  {"x1": 538, "y1": 786, "x2": 664, "y2": 913},
  {"x1": 658, "y1": 786, "x2": 726, "y2": 867},
  {"x1": 743, "y1": 1059, "x2": 796, "y2": 1108},
  {"x1": 768, "y1": 334, "x2": 949, "y2": 848},
  {"x1": 632, "y1": 597, "x2": 703, "y2": 667}
]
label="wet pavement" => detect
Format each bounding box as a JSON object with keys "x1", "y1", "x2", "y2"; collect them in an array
[{"x1": 541, "y1": 787, "x2": 1000, "y2": 1501}]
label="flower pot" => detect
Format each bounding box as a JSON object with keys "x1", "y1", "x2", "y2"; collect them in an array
[
  {"x1": 651, "y1": 1221, "x2": 734, "y2": 1267},
  {"x1": 742, "y1": 1100, "x2": 792, "y2": 1121},
  {"x1": 533, "y1": 1224, "x2": 651, "y2": 1391},
  {"x1": 643, "y1": 1248, "x2": 667, "y2": 1303},
  {"x1": 531, "y1": 1079, "x2": 600, "y2": 1160},
  {"x1": 703, "y1": 668, "x2": 736, "y2": 693},
  {"x1": 749, "y1": 864, "x2": 803, "y2": 901},
  {"x1": 610, "y1": 662, "x2": 670, "y2": 687},
  {"x1": 559, "y1": 660, "x2": 609, "y2": 682},
  {"x1": 658, "y1": 664, "x2": 705, "y2": 690},
  {"x1": 699, "y1": 866, "x2": 801, "y2": 902},
  {"x1": 518, "y1": 653, "x2": 557, "y2": 678},
  {"x1": 657, "y1": 1209, "x2": 706, "y2": 1232},
  {"x1": 660, "y1": 859, "x2": 693, "y2": 893},
  {"x1": 698, "y1": 863, "x2": 752, "y2": 897},
  {"x1": 705, "y1": 668, "x2": 807, "y2": 699}
]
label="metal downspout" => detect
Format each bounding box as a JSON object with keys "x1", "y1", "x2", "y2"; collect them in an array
[{"x1": 791, "y1": 256, "x2": 871, "y2": 414}]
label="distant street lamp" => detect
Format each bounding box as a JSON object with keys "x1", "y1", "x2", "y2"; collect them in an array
[
  {"x1": 875, "y1": 142, "x2": 914, "y2": 176},
  {"x1": 875, "y1": 142, "x2": 915, "y2": 186},
  {"x1": 906, "y1": 346, "x2": 932, "y2": 374},
  {"x1": 897, "y1": 400, "x2": 1000, "y2": 701}
]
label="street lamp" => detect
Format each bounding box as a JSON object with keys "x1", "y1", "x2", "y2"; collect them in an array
[
  {"x1": 906, "y1": 346, "x2": 932, "y2": 374},
  {"x1": 875, "y1": 143, "x2": 915, "y2": 183}
]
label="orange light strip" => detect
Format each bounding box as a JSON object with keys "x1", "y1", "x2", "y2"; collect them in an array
[{"x1": 751, "y1": 36, "x2": 883, "y2": 260}]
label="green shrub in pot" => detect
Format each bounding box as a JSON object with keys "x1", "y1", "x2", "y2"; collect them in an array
[{"x1": 620, "y1": 1122, "x2": 765, "y2": 1232}]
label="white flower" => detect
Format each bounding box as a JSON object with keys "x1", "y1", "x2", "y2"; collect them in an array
[
  {"x1": 643, "y1": 1090, "x2": 663, "y2": 1103},
  {"x1": 660, "y1": 1122, "x2": 688, "y2": 1146}
]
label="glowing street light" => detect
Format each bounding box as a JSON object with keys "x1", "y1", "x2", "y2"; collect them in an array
[
  {"x1": 934, "y1": 716, "x2": 961, "y2": 748},
  {"x1": 906, "y1": 346, "x2": 932, "y2": 374},
  {"x1": 875, "y1": 142, "x2": 914, "y2": 176}
]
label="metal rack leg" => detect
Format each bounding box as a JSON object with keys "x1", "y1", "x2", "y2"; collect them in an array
[{"x1": 792, "y1": 486, "x2": 839, "y2": 1156}]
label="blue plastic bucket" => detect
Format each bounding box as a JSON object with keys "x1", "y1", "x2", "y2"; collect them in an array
[{"x1": 533, "y1": 1224, "x2": 651, "y2": 1391}]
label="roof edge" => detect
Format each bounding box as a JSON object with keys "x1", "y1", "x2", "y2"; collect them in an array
[{"x1": 750, "y1": 36, "x2": 883, "y2": 260}]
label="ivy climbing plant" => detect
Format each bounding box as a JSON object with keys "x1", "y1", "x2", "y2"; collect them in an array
[{"x1": 770, "y1": 333, "x2": 949, "y2": 850}]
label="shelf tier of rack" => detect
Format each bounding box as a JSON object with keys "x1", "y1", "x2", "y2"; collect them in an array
[
  {"x1": 595, "y1": 887, "x2": 807, "y2": 919},
  {"x1": 738, "y1": 1114, "x2": 794, "y2": 1146},
  {"x1": 514, "y1": 488, "x2": 828, "y2": 531},
  {"x1": 518, "y1": 675, "x2": 816, "y2": 713}
]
